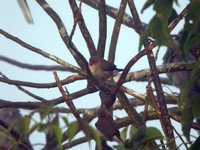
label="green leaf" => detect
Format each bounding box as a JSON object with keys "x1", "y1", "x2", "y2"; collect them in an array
[
  {"x1": 141, "y1": 0, "x2": 155, "y2": 13},
  {"x1": 121, "y1": 126, "x2": 128, "y2": 141},
  {"x1": 144, "y1": 127, "x2": 163, "y2": 141},
  {"x1": 153, "y1": 0, "x2": 173, "y2": 21},
  {"x1": 179, "y1": 61, "x2": 200, "y2": 107},
  {"x1": 185, "y1": 1, "x2": 200, "y2": 24},
  {"x1": 27, "y1": 123, "x2": 40, "y2": 136},
  {"x1": 81, "y1": 121, "x2": 101, "y2": 150},
  {"x1": 52, "y1": 125, "x2": 63, "y2": 150},
  {"x1": 183, "y1": 33, "x2": 200, "y2": 56},
  {"x1": 139, "y1": 29, "x2": 150, "y2": 51},
  {"x1": 20, "y1": 115, "x2": 31, "y2": 135},
  {"x1": 129, "y1": 125, "x2": 137, "y2": 139},
  {"x1": 39, "y1": 105, "x2": 54, "y2": 120},
  {"x1": 132, "y1": 126, "x2": 146, "y2": 143},
  {"x1": 192, "y1": 94, "x2": 200, "y2": 119},
  {"x1": 66, "y1": 121, "x2": 79, "y2": 142},
  {"x1": 149, "y1": 16, "x2": 174, "y2": 47},
  {"x1": 189, "y1": 136, "x2": 200, "y2": 150},
  {"x1": 38, "y1": 123, "x2": 47, "y2": 132},
  {"x1": 181, "y1": 98, "x2": 193, "y2": 142},
  {"x1": 126, "y1": 126, "x2": 162, "y2": 150},
  {"x1": 61, "y1": 116, "x2": 69, "y2": 126},
  {"x1": 114, "y1": 144, "x2": 130, "y2": 150}
]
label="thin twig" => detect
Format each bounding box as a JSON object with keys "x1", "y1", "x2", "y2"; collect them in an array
[
  {"x1": 0, "y1": 74, "x2": 85, "y2": 88},
  {"x1": 53, "y1": 71, "x2": 81, "y2": 120},
  {"x1": 0, "y1": 55, "x2": 67, "y2": 71},
  {"x1": 168, "y1": 3, "x2": 191, "y2": 32},
  {"x1": 0, "y1": 72, "x2": 46, "y2": 102},
  {"x1": 36, "y1": 0, "x2": 89, "y2": 70},
  {"x1": 81, "y1": 0, "x2": 146, "y2": 32},
  {"x1": 69, "y1": 0, "x2": 96, "y2": 56},
  {"x1": 0, "y1": 29, "x2": 83, "y2": 75}
]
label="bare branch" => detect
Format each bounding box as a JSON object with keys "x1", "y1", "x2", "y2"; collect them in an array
[
  {"x1": 54, "y1": 71, "x2": 81, "y2": 120},
  {"x1": 69, "y1": 0, "x2": 96, "y2": 56},
  {"x1": 0, "y1": 55, "x2": 67, "y2": 71},
  {"x1": 97, "y1": 0, "x2": 107, "y2": 57},
  {"x1": 81, "y1": 0, "x2": 146, "y2": 32},
  {"x1": 36, "y1": 0, "x2": 88, "y2": 70},
  {"x1": 0, "y1": 74, "x2": 85, "y2": 88},
  {"x1": 168, "y1": 3, "x2": 191, "y2": 32},
  {"x1": 0, "y1": 29, "x2": 84, "y2": 75},
  {"x1": 108, "y1": 0, "x2": 127, "y2": 63},
  {"x1": 0, "y1": 71, "x2": 46, "y2": 102}
]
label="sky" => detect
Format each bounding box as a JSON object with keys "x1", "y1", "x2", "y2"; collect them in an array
[{"x1": 0, "y1": 0, "x2": 194, "y2": 149}]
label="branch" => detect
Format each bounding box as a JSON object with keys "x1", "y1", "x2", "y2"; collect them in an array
[
  {"x1": 53, "y1": 71, "x2": 81, "y2": 120},
  {"x1": 112, "y1": 43, "x2": 156, "y2": 94},
  {"x1": 0, "y1": 29, "x2": 83, "y2": 75},
  {"x1": 1, "y1": 61, "x2": 195, "y2": 88},
  {"x1": 108, "y1": 0, "x2": 127, "y2": 63},
  {"x1": 69, "y1": 0, "x2": 96, "y2": 56},
  {"x1": 168, "y1": 3, "x2": 191, "y2": 32},
  {"x1": 36, "y1": 0, "x2": 88, "y2": 70},
  {"x1": 0, "y1": 74, "x2": 85, "y2": 88},
  {"x1": 127, "y1": 1, "x2": 177, "y2": 147},
  {"x1": 81, "y1": 0, "x2": 147, "y2": 32},
  {"x1": 0, "y1": 55, "x2": 67, "y2": 71},
  {"x1": 0, "y1": 88, "x2": 97, "y2": 109},
  {"x1": 97, "y1": 0, "x2": 107, "y2": 57},
  {"x1": 0, "y1": 72, "x2": 46, "y2": 102},
  {"x1": 127, "y1": 0, "x2": 144, "y2": 34}
]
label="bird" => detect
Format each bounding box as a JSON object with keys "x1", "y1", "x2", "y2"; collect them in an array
[
  {"x1": 95, "y1": 107, "x2": 122, "y2": 143},
  {"x1": 17, "y1": 0, "x2": 34, "y2": 24},
  {"x1": 88, "y1": 56, "x2": 123, "y2": 80}
]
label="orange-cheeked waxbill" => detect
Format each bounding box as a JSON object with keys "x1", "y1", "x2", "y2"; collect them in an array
[{"x1": 88, "y1": 56, "x2": 123, "y2": 80}]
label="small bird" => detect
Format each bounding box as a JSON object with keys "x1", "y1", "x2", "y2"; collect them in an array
[
  {"x1": 95, "y1": 108, "x2": 122, "y2": 143},
  {"x1": 88, "y1": 56, "x2": 123, "y2": 80}
]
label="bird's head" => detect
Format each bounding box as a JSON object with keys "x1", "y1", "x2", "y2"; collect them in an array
[{"x1": 88, "y1": 56, "x2": 101, "y2": 67}]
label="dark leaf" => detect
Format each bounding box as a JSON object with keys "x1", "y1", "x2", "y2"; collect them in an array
[
  {"x1": 181, "y1": 98, "x2": 193, "y2": 142},
  {"x1": 192, "y1": 94, "x2": 200, "y2": 119},
  {"x1": 189, "y1": 136, "x2": 200, "y2": 150},
  {"x1": 141, "y1": 0, "x2": 155, "y2": 13},
  {"x1": 149, "y1": 16, "x2": 174, "y2": 47},
  {"x1": 153, "y1": 0, "x2": 173, "y2": 21},
  {"x1": 51, "y1": 125, "x2": 63, "y2": 150}
]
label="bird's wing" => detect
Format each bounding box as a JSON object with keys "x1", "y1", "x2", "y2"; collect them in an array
[
  {"x1": 17, "y1": 0, "x2": 34, "y2": 24},
  {"x1": 100, "y1": 59, "x2": 117, "y2": 71}
]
